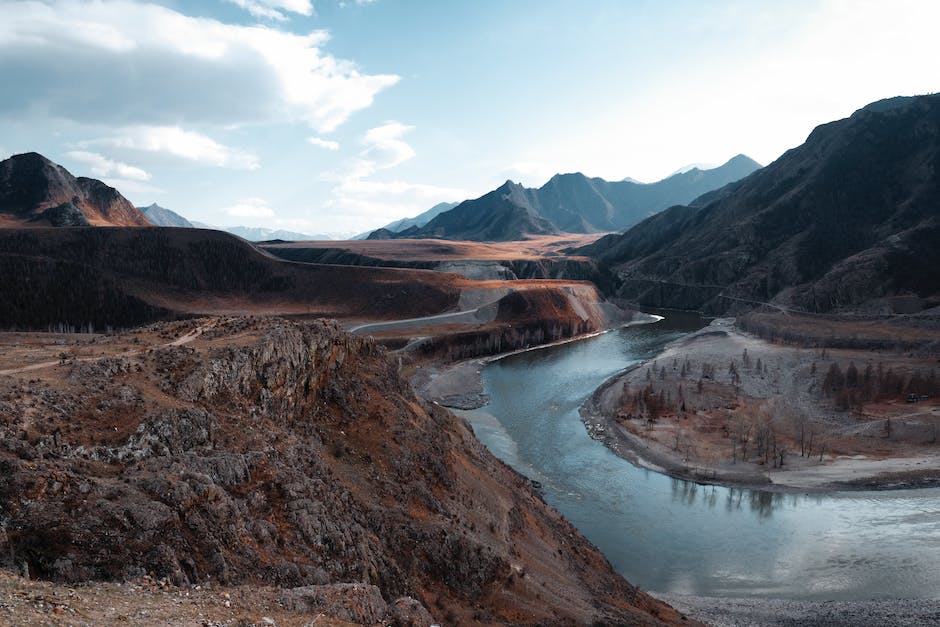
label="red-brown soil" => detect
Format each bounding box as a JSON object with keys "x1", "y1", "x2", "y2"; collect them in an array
[{"x1": 264, "y1": 235, "x2": 604, "y2": 262}]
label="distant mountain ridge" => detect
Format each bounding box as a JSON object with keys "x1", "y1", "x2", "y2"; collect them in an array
[
  {"x1": 379, "y1": 201, "x2": 458, "y2": 234},
  {"x1": 214, "y1": 225, "x2": 338, "y2": 242},
  {"x1": 139, "y1": 209, "x2": 339, "y2": 241},
  {"x1": 139, "y1": 203, "x2": 193, "y2": 228},
  {"x1": 580, "y1": 94, "x2": 940, "y2": 315},
  {"x1": 0, "y1": 152, "x2": 150, "y2": 227},
  {"x1": 369, "y1": 155, "x2": 761, "y2": 241}
]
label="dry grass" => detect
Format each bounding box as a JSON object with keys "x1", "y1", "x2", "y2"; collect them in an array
[{"x1": 263, "y1": 234, "x2": 604, "y2": 261}]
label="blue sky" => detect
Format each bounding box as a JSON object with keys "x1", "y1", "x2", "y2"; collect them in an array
[{"x1": 1, "y1": 0, "x2": 938, "y2": 236}]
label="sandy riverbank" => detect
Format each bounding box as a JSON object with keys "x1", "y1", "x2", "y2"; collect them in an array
[{"x1": 581, "y1": 318, "x2": 940, "y2": 492}]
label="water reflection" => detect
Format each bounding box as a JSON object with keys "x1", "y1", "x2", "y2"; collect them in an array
[
  {"x1": 670, "y1": 480, "x2": 788, "y2": 518},
  {"x1": 469, "y1": 316, "x2": 940, "y2": 600}
]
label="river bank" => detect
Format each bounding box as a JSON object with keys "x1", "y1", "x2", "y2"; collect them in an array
[
  {"x1": 414, "y1": 315, "x2": 940, "y2": 610},
  {"x1": 580, "y1": 318, "x2": 940, "y2": 493},
  {"x1": 411, "y1": 312, "x2": 663, "y2": 409}
]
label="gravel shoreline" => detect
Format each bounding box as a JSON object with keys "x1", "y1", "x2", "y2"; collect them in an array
[{"x1": 653, "y1": 593, "x2": 940, "y2": 626}]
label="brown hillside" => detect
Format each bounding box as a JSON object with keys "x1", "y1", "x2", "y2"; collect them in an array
[
  {"x1": 0, "y1": 227, "x2": 628, "y2": 348},
  {"x1": 583, "y1": 94, "x2": 940, "y2": 314},
  {"x1": 0, "y1": 317, "x2": 684, "y2": 625},
  {"x1": 263, "y1": 234, "x2": 602, "y2": 262},
  {"x1": 0, "y1": 227, "x2": 462, "y2": 330}
]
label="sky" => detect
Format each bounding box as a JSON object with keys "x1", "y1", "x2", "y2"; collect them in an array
[{"x1": 1, "y1": 0, "x2": 939, "y2": 236}]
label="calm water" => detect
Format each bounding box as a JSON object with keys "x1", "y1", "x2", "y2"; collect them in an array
[{"x1": 465, "y1": 314, "x2": 940, "y2": 600}]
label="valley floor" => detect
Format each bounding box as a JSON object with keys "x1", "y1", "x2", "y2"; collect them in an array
[
  {"x1": 415, "y1": 313, "x2": 940, "y2": 492},
  {"x1": 411, "y1": 314, "x2": 664, "y2": 410}
]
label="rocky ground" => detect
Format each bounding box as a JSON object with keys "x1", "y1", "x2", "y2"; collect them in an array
[
  {"x1": 582, "y1": 319, "x2": 940, "y2": 491},
  {"x1": 0, "y1": 567, "x2": 433, "y2": 626},
  {"x1": 0, "y1": 317, "x2": 685, "y2": 626}
]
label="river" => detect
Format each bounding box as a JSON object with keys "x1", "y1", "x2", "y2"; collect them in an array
[{"x1": 457, "y1": 313, "x2": 940, "y2": 601}]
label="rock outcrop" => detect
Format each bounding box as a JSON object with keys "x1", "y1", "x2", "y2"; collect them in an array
[{"x1": 0, "y1": 317, "x2": 682, "y2": 625}]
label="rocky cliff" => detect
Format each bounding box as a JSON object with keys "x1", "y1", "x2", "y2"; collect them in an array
[{"x1": 0, "y1": 317, "x2": 682, "y2": 625}]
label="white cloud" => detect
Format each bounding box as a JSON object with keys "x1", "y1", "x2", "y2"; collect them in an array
[
  {"x1": 361, "y1": 121, "x2": 415, "y2": 170},
  {"x1": 0, "y1": 1, "x2": 398, "y2": 133},
  {"x1": 334, "y1": 178, "x2": 464, "y2": 199},
  {"x1": 81, "y1": 126, "x2": 260, "y2": 170},
  {"x1": 58, "y1": 149, "x2": 163, "y2": 201},
  {"x1": 64, "y1": 150, "x2": 151, "y2": 181},
  {"x1": 322, "y1": 121, "x2": 415, "y2": 182},
  {"x1": 322, "y1": 184, "x2": 464, "y2": 233},
  {"x1": 226, "y1": 0, "x2": 314, "y2": 21},
  {"x1": 308, "y1": 136, "x2": 340, "y2": 150},
  {"x1": 318, "y1": 121, "x2": 465, "y2": 230},
  {"x1": 221, "y1": 197, "x2": 276, "y2": 218}
]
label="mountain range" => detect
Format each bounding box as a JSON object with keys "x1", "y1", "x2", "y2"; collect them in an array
[
  {"x1": 369, "y1": 154, "x2": 761, "y2": 241},
  {"x1": 581, "y1": 94, "x2": 940, "y2": 315},
  {"x1": 210, "y1": 224, "x2": 339, "y2": 242},
  {"x1": 358, "y1": 201, "x2": 459, "y2": 239},
  {"x1": 139, "y1": 203, "x2": 194, "y2": 228},
  {"x1": 0, "y1": 152, "x2": 150, "y2": 227},
  {"x1": 139, "y1": 204, "x2": 340, "y2": 241}
]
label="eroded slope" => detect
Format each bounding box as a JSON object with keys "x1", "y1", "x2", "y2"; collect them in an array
[{"x1": 0, "y1": 317, "x2": 681, "y2": 625}]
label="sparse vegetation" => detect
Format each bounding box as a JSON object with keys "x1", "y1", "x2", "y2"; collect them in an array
[{"x1": 605, "y1": 320, "x2": 940, "y2": 489}]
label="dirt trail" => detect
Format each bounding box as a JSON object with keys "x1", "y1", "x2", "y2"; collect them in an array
[{"x1": 0, "y1": 320, "x2": 217, "y2": 376}]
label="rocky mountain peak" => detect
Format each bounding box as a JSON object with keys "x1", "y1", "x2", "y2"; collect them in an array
[
  {"x1": 583, "y1": 93, "x2": 940, "y2": 315},
  {"x1": 0, "y1": 152, "x2": 150, "y2": 226}
]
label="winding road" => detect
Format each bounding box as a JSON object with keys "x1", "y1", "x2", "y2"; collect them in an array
[{"x1": 346, "y1": 301, "x2": 498, "y2": 335}]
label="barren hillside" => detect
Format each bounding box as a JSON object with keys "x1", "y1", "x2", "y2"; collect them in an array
[{"x1": 0, "y1": 317, "x2": 684, "y2": 625}]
